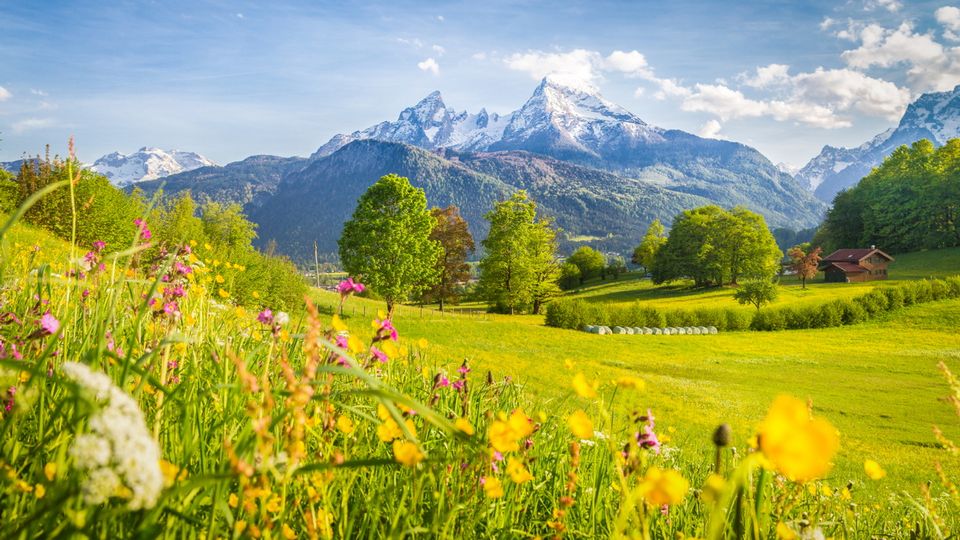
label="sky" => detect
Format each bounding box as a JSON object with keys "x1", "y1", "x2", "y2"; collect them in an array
[{"x1": 1, "y1": 0, "x2": 959, "y2": 168}]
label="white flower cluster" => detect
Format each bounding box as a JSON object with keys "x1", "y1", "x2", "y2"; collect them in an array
[{"x1": 63, "y1": 362, "x2": 164, "y2": 510}]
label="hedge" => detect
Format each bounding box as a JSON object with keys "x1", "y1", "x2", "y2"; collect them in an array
[{"x1": 545, "y1": 276, "x2": 960, "y2": 333}]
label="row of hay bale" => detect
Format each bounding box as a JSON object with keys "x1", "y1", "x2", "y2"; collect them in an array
[{"x1": 582, "y1": 325, "x2": 718, "y2": 335}]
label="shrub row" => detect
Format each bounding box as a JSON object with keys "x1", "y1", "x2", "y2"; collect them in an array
[{"x1": 545, "y1": 276, "x2": 960, "y2": 333}]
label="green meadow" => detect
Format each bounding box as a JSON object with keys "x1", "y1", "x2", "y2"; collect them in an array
[{"x1": 316, "y1": 247, "x2": 960, "y2": 497}]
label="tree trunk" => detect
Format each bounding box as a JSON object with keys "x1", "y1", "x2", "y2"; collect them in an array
[
  {"x1": 386, "y1": 299, "x2": 395, "y2": 319},
  {"x1": 439, "y1": 297, "x2": 445, "y2": 312}
]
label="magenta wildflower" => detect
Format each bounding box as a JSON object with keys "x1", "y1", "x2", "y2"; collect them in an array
[
  {"x1": 173, "y1": 261, "x2": 192, "y2": 275},
  {"x1": 375, "y1": 318, "x2": 398, "y2": 341},
  {"x1": 453, "y1": 379, "x2": 465, "y2": 391},
  {"x1": 337, "y1": 277, "x2": 365, "y2": 296},
  {"x1": 457, "y1": 362, "x2": 471, "y2": 375},
  {"x1": 162, "y1": 302, "x2": 180, "y2": 317},
  {"x1": 335, "y1": 334, "x2": 349, "y2": 349},
  {"x1": 257, "y1": 309, "x2": 274, "y2": 325},
  {"x1": 133, "y1": 218, "x2": 152, "y2": 241},
  {"x1": 370, "y1": 346, "x2": 388, "y2": 363},
  {"x1": 636, "y1": 408, "x2": 661, "y2": 454},
  {"x1": 39, "y1": 313, "x2": 59, "y2": 336},
  {"x1": 92, "y1": 240, "x2": 106, "y2": 252},
  {"x1": 436, "y1": 375, "x2": 450, "y2": 388}
]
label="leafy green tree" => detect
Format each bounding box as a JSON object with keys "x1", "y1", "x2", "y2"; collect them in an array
[
  {"x1": 734, "y1": 279, "x2": 780, "y2": 310},
  {"x1": 558, "y1": 262, "x2": 581, "y2": 290},
  {"x1": 424, "y1": 205, "x2": 475, "y2": 311},
  {"x1": 567, "y1": 246, "x2": 606, "y2": 284},
  {"x1": 339, "y1": 174, "x2": 441, "y2": 316},
  {"x1": 606, "y1": 255, "x2": 627, "y2": 280},
  {"x1": 478, "y1": 191, "x2": 559, "y2": 314},
  {"x1": 202, "y1": 202, "x2": 258, "y2": 251},
  {"x1": 652, "y1": 205, "x2": 781, "y2": 287},
  {"x1": 632, "y1": 219, "x2": 667, "y2": 273}
]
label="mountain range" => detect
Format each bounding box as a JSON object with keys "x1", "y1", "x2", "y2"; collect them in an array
[
  {"x1": 126, "y1": 76, "x2": 826, "y2": 261},
  {"x1": 796, "y1": 84, "x2": 960, "y2": 201},
  {"x1": 88, "y1": 147, "x2": 216, "y2": 186}
]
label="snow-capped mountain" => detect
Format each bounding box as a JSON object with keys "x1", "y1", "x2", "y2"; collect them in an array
[
  {"x1": 798, "y1": 84, "x2": 960, "y2": 201},
  {"x1": 90, "y1": 147, "x2": 215, "y2": 186},
  {"x1": 310, "y1": 91, "x2": 513, "y2": 159}
]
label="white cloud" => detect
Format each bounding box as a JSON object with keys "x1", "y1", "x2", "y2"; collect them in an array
[
  {"x1": 397, "y1": 37, "x2": 424, "y2": 48},
  {"x1": 820, "y1": 17, "x2": 836, "y2": 31},
  {"x1": 12, "y1": 118, "x2": 54, "y2": 133},
  {"x1": 30, "y1": 88, "x2": 47, "y2": 97},
  {"x1": 936, "y1": 6, "x2": 960, "y2": 41},
  {"x1": 791, "y1": 67, "x2": 910, "y2": 120},
  {"x1": 471, "y1": 52, "x2": 487, "y2": 61},
  {"x1": 865, "y1": 0, "x2": 901, "y2": 12},
  {"x1": 432, "y1": 44, "x2": 446, "y2": 56},
  {"x1": 698, "y1": 119, "x2": 723, "y2": 139},
  {"x1": 681, "y1": 84, "x2": 768, "y2": 120},
  {"x1": 504, "y1": 49, "x2": 603, "y2": 87},
  {"x1": 437, "y1": 15, "x2": 444, "y2": 22},
  {"x1": 236, "y1": 12, "x2": 244, "y2": 19},
  {"x1": 604, "y1": 50, "x2": 654, "y2": 78},
  {"x1": 653, "y1": 78, "x2": 692, "y2": 100},
  {"x1": 841, "y1": 21, "x2": 960, "y2": 91},
  {"x1": 0, "y1": 86, "x2": 10, "y2": 102},
  {"x1": 417, "y1": 57, "x2": 440, "y2": 75},
  {"x1": 740, "y1": 63, "x2": 791, "y2": 88}
]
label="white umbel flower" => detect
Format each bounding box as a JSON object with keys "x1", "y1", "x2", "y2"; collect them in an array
[{"x1": 63, "y1": 362, "x2": 164, "y2": 510}]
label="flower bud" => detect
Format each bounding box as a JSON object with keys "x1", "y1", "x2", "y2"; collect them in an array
[{"x1": 712, "y1": 423, "x2": 732, "y2": 447}]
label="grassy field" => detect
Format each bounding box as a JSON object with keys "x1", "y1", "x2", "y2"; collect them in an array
[{"x1": 316, "y1": 246, "x2": 960, "y2": 498}]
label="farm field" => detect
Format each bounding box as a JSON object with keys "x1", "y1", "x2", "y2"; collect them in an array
[{"x1": 314, "y1": 247, "x2": 960, "y2": 497}]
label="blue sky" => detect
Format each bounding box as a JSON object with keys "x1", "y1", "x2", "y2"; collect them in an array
[{"x1": 0, "y1": 0, "x2": 957, "y2": 167}]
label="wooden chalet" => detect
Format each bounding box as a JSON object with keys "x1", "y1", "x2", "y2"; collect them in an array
[{"x1": 819, "y1": 247, "x2": 894, "y2": 283}]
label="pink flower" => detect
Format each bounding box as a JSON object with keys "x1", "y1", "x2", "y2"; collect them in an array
[
  {"x1": 436, "y1": 375, "x2": 450, "y2": 388},
  {"x1": 453, "y1": 380, "x2": 465, "y2": 391},
  {"x1": 375, "y1": 318, "x2": 398, "y2": 341},
  {"x1": 173, "y1": 261, "x2": 192, "y2": 275},
  {"x1": 39, "y1": 313, "x2": 59, "y2": 336},
  {"x1": 457, "y1": 362, "x2": 471, "y2": 375},
  {"x1": 335, "y1": 335, "x2": 349, "y2": 349},
  {"x1": 133, "y1": 218, "x2": 152, "y2": 241},
  {"x1": 370, "y1": 346, "x2": 388, "y2": 363},
  {"x1": 337, "y1": 277, "x2": 365, "y2": 296},
  {"x1": 636, "y1": 409, "x2": 661, "y2": 454},
  {"x1": 92, "y1": 240, "x2": 106, "y2": 252},
  {"x1": 162, "y1": 302, "x2": 180, "y2": 317},
  {"x1": 257, "y1": 309, "x2": 274, "y2": 325}
]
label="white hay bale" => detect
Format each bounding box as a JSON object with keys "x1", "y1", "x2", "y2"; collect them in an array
[{"x1": 708, "y1": 326, "x2": 718, "y2": 334}]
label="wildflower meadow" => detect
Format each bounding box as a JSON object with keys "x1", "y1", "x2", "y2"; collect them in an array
[{"x1": 0, "y1": 159, "x2": 957, "y2": 539}]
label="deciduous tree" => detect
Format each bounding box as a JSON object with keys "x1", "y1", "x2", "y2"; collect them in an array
[
  {"x1": 567, "y1": 246, "x2": 605, "y2": 284},
  {"x1": 734, "y1": 279, "x2": 780, "y2": 311},
  {"x1": 632, "y1": 219, "x2": 667, "y2": 273},
  {"x1": 786, "y1": 243, "x2": 822, "y2": 289},
  {"x1": 424, "y1": 205, "x2": 475, "y2": 311},
  {"x1": 339, "y1": 174, "x2": 441, "y2": 316}
]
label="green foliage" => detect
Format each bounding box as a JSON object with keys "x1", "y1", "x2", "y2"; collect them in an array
[
  {"x1": 16, "y1": 157, "x2": 142, "y2": 250},
  {"x1": 652, "y1": 205, "x2": 781, "y2": 287},
  {"x1": 477, "y1": 191, "x2": 559, "y2": 314},
  {"x1": 733, "y1": 279, "x2": 780, "y2": 310},
  {"x1": 631, "y1": 218, "x2": 667, "y2": 272},
  {"x1": 817, "y1": 139, "x2": 960, "y2": 253},
  {"x1": 339, "y1": 174, "x2": 442, "y2": 314},
  {"x1": 605, "y1": 255, "x2": 627, "y2": 280},
  {"x1": 558, "y1": 262, "x2": 581, "y2": 291},
  {"x1": 567, "y1": 246, "x2": 606, "y2": 284}
]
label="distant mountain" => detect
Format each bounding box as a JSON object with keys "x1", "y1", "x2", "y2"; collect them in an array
[
  {"x1": 312, "y1": 77, "x2": 825, "y2": 227},
  {"x1": 253, "y1": 140, "x2": 713, "y2": 259},
  {"x1": 134, "y1": 155, "x2": 307, "y2": 212},
  {"x1": 90, "y1": 147, "x2": 216, "y2": 186},
  {"x1": 798, "y1": 85, "x2": 960, "y2": 201},
  {"x1": 0, "y1": 159, "x2": 26, "y2": 174}
]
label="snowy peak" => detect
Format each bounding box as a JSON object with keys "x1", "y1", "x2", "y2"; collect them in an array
[
  {"x1": 798, "y1": 84, "x2": 960, "y2": 201},
  {"x1": 530, "y1": 75, "x2": 645, "y2": 125},
  {"x1": 90, "y1": 147, "x2": 215, "y2": 186}
]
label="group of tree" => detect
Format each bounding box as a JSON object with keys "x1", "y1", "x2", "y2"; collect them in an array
[
  {"x1": 340, "y1": 179, "x2": 560, "y2": 316},
  {"x1": 476, "y1": 191, "x2": 560, "y2": 314},
  {"x1": 814, "y1": 139, "x2": 960, "y2": 253},
  {"x1": 10, "y1": 151, "x2": 307, "y2": 310},
  {"x1": 646, "y1": 205, "x2": 782, "y2": 287},
  {"x1": 559, "y1": 246, "x2": 626, "y2": 290}
]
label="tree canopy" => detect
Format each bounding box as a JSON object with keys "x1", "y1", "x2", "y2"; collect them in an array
[
  {"x1": 566, "y1": 246, "x2": 606, "y2": 284},
  {"x1": 632, "y1": 219, "x2": 667, "y2": 272},
  {"x1": 477, "y1": 190, "x2": 559, "y2": 314},
  {"x1": 338, "y1": 174, "x2": 441, "y2": 315},
  {"x1": 652, "y1": 205, "x2": 781, "y2": 287},
  {"x1": 814, "y1": 139, "x2": 960, "y2": 253},
  {"x1": 423, "y1": 205, "x2": 475, "y2": 311}
]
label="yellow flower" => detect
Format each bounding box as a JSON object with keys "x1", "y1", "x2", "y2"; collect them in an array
[
  {"x1": 189, "y1": 239, "x2": 197, "y2": 247},
  {"x1": 776, "y1": 522, "x2": 798, "y2": 540},
  {"x1": 638, "y1": 467, "x2": 689, "y2": 507},
  {"x1": 336, "y1": 415, "x2": 355, "y2": 434},
  {"x1": 567, "y1": 410, "x2": 594, "y2": 439},
  {"x1": 234, "y1": 521, "x2": 247, "y2": 535},
  {"x1": 455, "y1": 417, "x2": 475, "y2": 435},
  {"x1": 487, "y1": 409, "x2": 533, "y2": 452},
  {"x1": 484, "y1": 476, "x2": 504, "y2": 498},
  {"x1": 218, "y1": 288, "x2": 230, "y2": 299},
  {"x1": 758, "y1": 395, "x2": 839, "y2": 482},
  {"x1": 379, "y1": 340, "x2": 399, "y2": 359},
  {"x1": 252, "y1": 291, "x2": 260, "y2": 299},
  {"x1": 43, "y1": 462, "x2": 56, "y2": 482},
  {"x1": 34, "y1": 484, "x2": 45, "y2": 499},
  {"x1": 393, "y1": 440, "x2": 425, "y2": 467},
  {"x1": 265, "y1": 494, "x2": 282, "y2": 513},
  {"x1": 377, "y1": 419, "x2": 404, "y2": 442},
  {"x1": 159, "y1": 459, "x2": 187, "y2": 487},
  {"x1": 864, "y1": 459, "x2": 886, "y2": 480},
  {"x1": 614, "y1": 376, "x2": 645, "y2": 390},
  {"x1": 701, "y1": 473, "x2": 726, "y2": 503},
  {"x1": 506, "y1": 458, "x2": 533, "y2": 483},
  {"x1": 417, "y1": 338, "x2": 429, "y2": 349},
  {"x1": 572, "y1": 372, "x2": 598, "y2": 398},
  {"x1": 564, "y1": 359, "x2": 575, "y2": 370},
  {"x1": 215, "y1": 274, "x2": 225, "y2": 284},
  {"x1": 204, "y1": 243, "x2": 213, "y2": 251},
  {"x1": 281, "y1": 524, "x2": 296, "y2": 540},
  {"x1": 228, "y1": 493, "x2": 239, "y2": 508},
  {"x1": 332, "y1": 314, "x2": 348, "y2": 332}
]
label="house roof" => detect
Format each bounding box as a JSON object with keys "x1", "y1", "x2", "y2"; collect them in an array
[
  {"x1": 822, "y1": 248, "x2": 894, "y2": 263},
  {"x1": 823, "y1": 262, "x2": 867, "y2": 274}
]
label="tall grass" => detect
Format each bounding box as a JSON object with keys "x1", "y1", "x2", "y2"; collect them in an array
[{"x1": 0, "y1": 193, "x2": 957, "y2": 538}]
